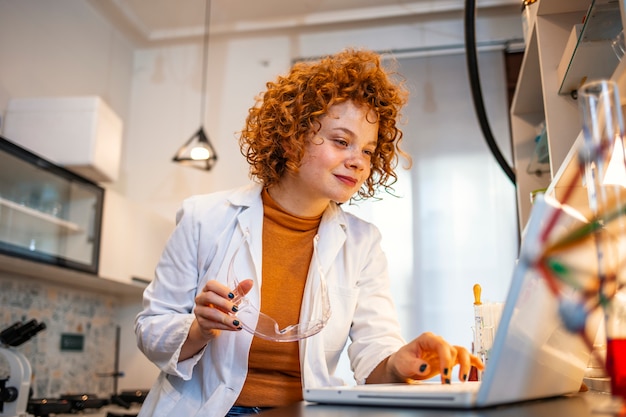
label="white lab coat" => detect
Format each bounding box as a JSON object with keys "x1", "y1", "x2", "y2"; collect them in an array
[{"x1": 135, "y1": 184, "x2": 406, "y2": 417}]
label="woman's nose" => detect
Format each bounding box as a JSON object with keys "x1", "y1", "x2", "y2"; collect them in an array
[{"x1": 345, "y1": 151, "x2": 367, "y2": 170}]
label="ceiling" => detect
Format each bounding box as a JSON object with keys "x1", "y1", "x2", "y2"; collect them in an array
[{"x1": 87, "y1": 0, "x2": 521, "y2": 45}]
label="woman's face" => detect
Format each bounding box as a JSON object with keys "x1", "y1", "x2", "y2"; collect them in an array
[{"x1": 280, "y1": 100, "x2": 379, "y2": 215}]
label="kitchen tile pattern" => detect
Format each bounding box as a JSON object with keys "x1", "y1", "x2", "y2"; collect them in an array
[{"x1": 0, "y1": 273, "x2": 120, "y2": 398}]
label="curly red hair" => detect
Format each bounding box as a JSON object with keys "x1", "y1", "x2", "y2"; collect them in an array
[{"x1": 239, "y1": 48, "x2": 411, "y2": 199}]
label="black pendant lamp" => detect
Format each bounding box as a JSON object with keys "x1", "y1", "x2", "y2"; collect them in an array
[{"x1": 172, "y1": 0, "x2": 218, "y2": 171}]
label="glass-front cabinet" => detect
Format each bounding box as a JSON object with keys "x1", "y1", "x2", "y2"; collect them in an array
[{"x1": 0, "y1": 136, "x2": 103, "y2": 274}]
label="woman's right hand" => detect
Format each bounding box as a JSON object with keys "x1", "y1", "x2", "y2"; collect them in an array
[
  {"x1": 195, "y1": 279, "x2": 254, "y2": 335},
  {"x1": 180, "y1": 279, "x2": 253, "y2": 361}
]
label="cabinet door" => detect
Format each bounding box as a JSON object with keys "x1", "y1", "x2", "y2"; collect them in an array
[
  {"x1": 0, "y1": 136, "x2": 103, "y2": 273},
  {"x1": 99, "y1": 189, "x2": 173, "y2": 284}
]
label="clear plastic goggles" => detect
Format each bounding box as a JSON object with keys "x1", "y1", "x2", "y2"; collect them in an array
[{"x1": 228, "y1": 232, "x2": 331, "y2": 342}]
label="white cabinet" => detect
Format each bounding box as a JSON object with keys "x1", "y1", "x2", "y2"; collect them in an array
[
  {"x1": 3, "y1": 96, "x2": 123, "y2": 183},
  {"x1": 511, "y1": 0, "x2": 624, "y2": 230},
  {"x1": 0, "y1": 136, "x2": 104, "y2": 273},
  {"x1": 99, "y1": 189, "x2": 173, "y2": 284}
]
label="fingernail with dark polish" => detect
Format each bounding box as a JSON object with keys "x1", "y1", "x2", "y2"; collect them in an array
[
  {"x1": 443, "y1": 368, "x2": 449, "y2": 376},
  {"x1": 237, "y1": 326, "x2": 243, "y2": 330},
  {"x1": 233, "y1": 320, "x2": 240, "y2": 326},
  {"x1": 419, "y1": 364, "x2": 428, "y2": 372},
  {"x1": 463, "y1": 374, "x2": 468, "y2": 381},
  {"x1": 445, "y1": 378, "x2": 451, "y2": 384},
  {"x1": 228, "y1": 292, "x2": 235, "y2": 299},
  {"x1": 232, "y1": 305, "x2": 238, "y2": 312}
]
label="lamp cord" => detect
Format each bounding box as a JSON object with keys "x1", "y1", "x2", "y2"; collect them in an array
[
  {"x1": 464, "y1": 0, "x2": 516, "y2": 185},
  {"x1": 200, "y1": 0, "x2": 211, "y2": 124}
]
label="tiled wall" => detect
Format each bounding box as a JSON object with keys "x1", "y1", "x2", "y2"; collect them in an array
[{"x1": 0, "y1": 272, "x2": 121, "y2": 399}]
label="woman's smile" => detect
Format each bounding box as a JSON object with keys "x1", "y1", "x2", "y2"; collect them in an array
[{"x1": 334, "y1": 174, "x2": 358, "y2": 187}]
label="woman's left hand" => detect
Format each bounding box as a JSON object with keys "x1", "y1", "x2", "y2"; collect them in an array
[{"x1": 373, "y1": 332, "x2": 484, "y2": 384}]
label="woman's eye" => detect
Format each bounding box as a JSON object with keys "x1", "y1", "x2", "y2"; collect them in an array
[{"x1": 334, "y1": 139, "x2": 349, "y2": 147}]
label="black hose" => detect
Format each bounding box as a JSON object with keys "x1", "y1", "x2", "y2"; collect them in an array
[{"x1": 464, "y1": 0, "x2": 516, "y2": 185}]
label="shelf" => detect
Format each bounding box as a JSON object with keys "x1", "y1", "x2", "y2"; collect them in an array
[
  {"x1": 511, "y1": 0, "x2": 626, "y2": 235},
  {"x1": 510, "y1": 0, "x2": 592, "y2": 231},
  {"x1": 557, "y1": 0, "x2": 622, "y2": 95},
  {"x1": 511, "y1": 25, "x2": 543, "y2": 115},
  {"x1": 0, "y1": 196, "x2": 83, "y2": 234},
  {"x1": 0, "y1": 253, "x2": 146, "y2": 300},
  {"x1": 546, "y1": 132, "x2": 589, "y2": 212},
  {"x1": 536, "y1": 0, "x2": 593, "y2": 15}
]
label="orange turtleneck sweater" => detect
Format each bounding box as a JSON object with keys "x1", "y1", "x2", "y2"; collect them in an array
[{"x1": 235, "y1": 188, "x2": 322, "y2": 407}]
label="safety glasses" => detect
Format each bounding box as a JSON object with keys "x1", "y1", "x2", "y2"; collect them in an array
[{"x1": 228, "y1": 232, "x2": 331, "y2": 342}]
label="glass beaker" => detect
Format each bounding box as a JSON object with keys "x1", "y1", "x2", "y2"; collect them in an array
[
  {"x1": 578, "y1": 79, "x2": 626, "y2": 215},
  {"x1": 578, "y1": 79, "x2": 626, "y2": 404}
]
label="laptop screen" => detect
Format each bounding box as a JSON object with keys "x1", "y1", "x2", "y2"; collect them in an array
[{"x1": 476, "y1": 194, "x2": 597, "y2": 406}]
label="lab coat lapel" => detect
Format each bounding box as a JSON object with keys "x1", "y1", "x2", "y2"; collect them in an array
[
  {"x1": 316, "y1": 206, "x2": 347, "y2": 277},
  {"x1": 301, "y1": 205, "x2": 346, "y2": 320},
  {"x1": 235, "y1": 205, "x2": 263, "y2": 285},
  {"x1": 300, "y1": 204, "x2": 347, "y2": 387},
  {"x1": 227, "y1": 185, "x2": 264, "y2": 307}
]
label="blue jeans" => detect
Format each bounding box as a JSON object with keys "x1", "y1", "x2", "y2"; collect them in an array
[{"x1": 225, "y1": 406, "x2": 268, "y2": 416}]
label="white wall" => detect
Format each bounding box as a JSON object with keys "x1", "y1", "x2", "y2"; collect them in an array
[
  {"x1": 0, "y1": 0, "x2": 134, "y2": 134},
  {"x1": 121, "y1": 36, "x2": 294, "y2": 218}
]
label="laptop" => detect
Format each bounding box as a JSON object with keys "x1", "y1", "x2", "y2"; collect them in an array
[{"x1": 304, "y1": 194, "x2": 598, "y2": 408}]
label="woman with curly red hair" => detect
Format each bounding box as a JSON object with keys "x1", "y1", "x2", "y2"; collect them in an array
[
  {"x1": 135, "y1": 48, "x2": 483, "y2": 417},
  {"x1": 240, "y1": 48, "x2": 408, "y2": 199}
]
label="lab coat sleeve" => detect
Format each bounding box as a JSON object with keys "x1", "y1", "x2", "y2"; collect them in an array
[
  {"x1": 347, "y1": 224, "x2": 406, "y2": 384},
  {"x1": 135, "y1": 197, "x2": 209, "y2": 380}
]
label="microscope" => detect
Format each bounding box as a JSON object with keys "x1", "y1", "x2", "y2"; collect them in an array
[{"x1": 0, "y1": 320, "x2": 46, "y2": 417}]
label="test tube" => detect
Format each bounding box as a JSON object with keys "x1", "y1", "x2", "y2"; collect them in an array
[{"x1": 473, "y1": 284, "x2": 485, "y2": 380}]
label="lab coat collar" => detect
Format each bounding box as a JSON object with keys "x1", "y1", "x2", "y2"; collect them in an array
[{"x1": 226, "y1": 183, "x2": 350, "y2": 276}]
